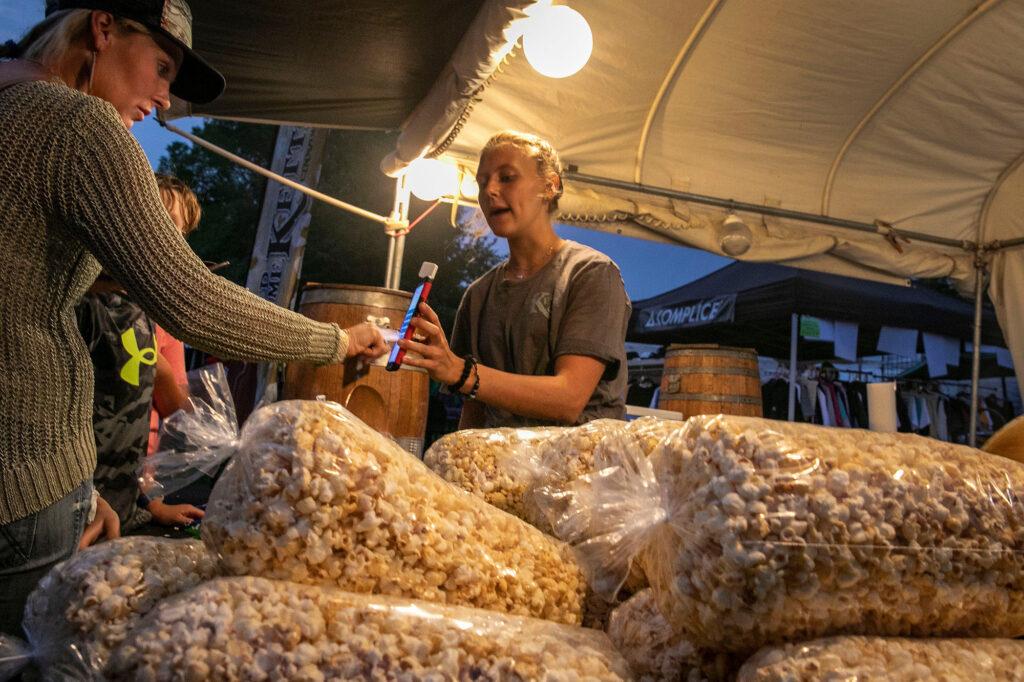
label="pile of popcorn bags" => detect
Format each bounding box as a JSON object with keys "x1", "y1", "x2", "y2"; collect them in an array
[{"x1": 6, "y1": 378, "x2": 1024, "y2": 681}]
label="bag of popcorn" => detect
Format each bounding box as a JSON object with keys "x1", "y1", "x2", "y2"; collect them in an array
[
  {"x1": 423, "y1": 425, "x2": 565, "y2": 520},
  {"x1": 607, "y1": 589, "x2": 737, "y2": 682},
  {"x1": 108, "y1": 576, "x2": 632, "y2": 681},
  {"x1": 737, "y1": 636, "x2": 1024, "y2": 681},
  {"x1": 202, "y1": 399, "x2": 586, "y2": 624},
  {"x1": 550, "y1": 414, "x2": 1024, "y2": 652},
  {"x1": 2, "y1": 537, "x2": 219, "y2": 679}
]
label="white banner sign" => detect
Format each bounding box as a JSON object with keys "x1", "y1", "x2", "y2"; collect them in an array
[
  {"x1": 245, "y1": 126, "x2": 328, "y2": 405},
  {"x1": 245, "y1": 126, "x2": 327, "y2": 307}
]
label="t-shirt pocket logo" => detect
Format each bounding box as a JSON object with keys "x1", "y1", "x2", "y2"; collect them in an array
[
  {"x1": 119, "y1": 328, "x2": 157, "y2": 386},
  {"x1": 531, "y1": 292, "x2": 553, "y2": 319}
]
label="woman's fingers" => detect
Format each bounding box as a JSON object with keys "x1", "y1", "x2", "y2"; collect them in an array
[
  {"x1": 418, "y1": 302, "x2": 442, "y2": 326},
  {"x1": 398, "y1": 337, "x2": 434, "y2": 358}
]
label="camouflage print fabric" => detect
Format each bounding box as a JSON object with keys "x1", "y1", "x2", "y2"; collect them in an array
[{"x1": 76, "y1": 291, "x2": 156, "y2": 531}]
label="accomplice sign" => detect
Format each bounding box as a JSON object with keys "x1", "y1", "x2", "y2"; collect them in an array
[{"x1": 640, "y1": 293, "x2": 736, "y2": 330}]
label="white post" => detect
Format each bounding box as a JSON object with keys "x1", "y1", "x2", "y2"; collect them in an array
[
  {"x1": 385, "y1": 174, "x2": 411, "y2": 289},
  {"x1": 788, "y1": 313, "x2": 799, "y2": 421},
  {"x1": 969, "y1": 252, "x2": 988, "y2": 447}
]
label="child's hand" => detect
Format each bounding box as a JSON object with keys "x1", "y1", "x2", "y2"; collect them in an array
[
  {"x1": 79, "y1": 495, "x2": 120, "y2": 549},
  {"x1": 148, "y1": 499, "x2": 205, "y2": 526}
]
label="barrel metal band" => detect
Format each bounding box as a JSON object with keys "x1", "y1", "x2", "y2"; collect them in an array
[
  {"x1": 667, "y1": 348, "x2": 756, "y2": 358},
  {"x1": 661, "y1": 392, "x2": 762, "y2": 405},
  {"x1": 302, "y1": 288, "x2": 411, "y2": 308},
  {"x1": 663, "y1": 366, "x2": 759, "y2": 378}
]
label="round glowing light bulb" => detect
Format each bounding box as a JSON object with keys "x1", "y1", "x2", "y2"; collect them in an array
[
  {"x1": 460, "y1": 173, "x2": 479, "y2": 200},
  {"x1": 718, "y1": 213, "x2": 753, "y2": 256},
  {"x1": 407, "y1": 158, "x2": 459, "y2": 201},
  {"x1": 523, "y1": 5, "x2": 593, "y2": 79}
]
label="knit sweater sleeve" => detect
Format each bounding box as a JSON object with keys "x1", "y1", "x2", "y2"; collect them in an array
[{"x1": 53, "y1": 98, "x2": 345, "y2": 365}]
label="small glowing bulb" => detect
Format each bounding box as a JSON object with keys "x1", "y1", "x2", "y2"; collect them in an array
[
  {"x1": 460, "y1": 173, "x2": 479, "y2": 200},
  {"x1": 523, "y1": 5, "x2": 593, "y2": 79},
  {"x1": 406, "y1": 159, "x2": 459, "y2": 201},
  {"x1": 718, "y1": 213, "x2": 753, "y2": 256}
]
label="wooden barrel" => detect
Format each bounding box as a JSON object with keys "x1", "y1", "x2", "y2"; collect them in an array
[
  {"x1": 658, "y1": 344, "x2": 763, "y2": 418},
  {"x1": 283, "y1": 284, "x2": 429, "y2": 457}
]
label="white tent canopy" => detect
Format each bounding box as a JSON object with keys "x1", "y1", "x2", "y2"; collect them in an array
[
  {"x1": 173, "y1": 1, "x2": 1024, "y2": 397},
  {"x1": 381, "y1": 0, "x2": 1024, "y2": 391}
]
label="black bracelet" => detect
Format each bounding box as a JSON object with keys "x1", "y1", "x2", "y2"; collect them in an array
[
  {"x1": 467, "y1": 363, "x2": 481, "y2": 400},
  {"x1": 448, "y1": 355, "x2": 476, "y2": 393}
]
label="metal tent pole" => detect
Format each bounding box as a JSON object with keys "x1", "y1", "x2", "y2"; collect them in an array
[
  {"x1": 390, "y1": 234, "x2": 407, "y2": 290},
  {"x1": 385, "y1": 174, "x2": 412, "y2": 290},
  {"x1": 384, "y1": 235, "x2": 397, "y2": 288},
  {"x1": 163, "y1": 121, "x2": 390, "y2": 225},
  {"x1": 969, "y1": 252, "x2": 989, "y2": 447},
  {"x1": 565, "y1": 172, "x2": 970, "y2": 250},
  {"x1": 788, "y1": 314, "x2": 799, "y2": 421}
]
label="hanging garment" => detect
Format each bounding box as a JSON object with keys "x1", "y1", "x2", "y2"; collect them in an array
[
  {"x1": 845, "y1": 382, "x2": 870, "y2": 429},
  {"x1": 799, "y1": 378, "x2": 818, "y2": 421},
  {"x1": 923, "y1": 392, "x2": 949, "y2": 441}
]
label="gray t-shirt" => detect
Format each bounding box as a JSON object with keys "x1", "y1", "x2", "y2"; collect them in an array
[{"x1": 451, "y1": 240, "x2": 631, "y2": 428}]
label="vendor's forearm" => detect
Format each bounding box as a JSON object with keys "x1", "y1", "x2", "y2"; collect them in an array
[{"x1": 468, "y1": 365, "x2": 587, "y2": 424}]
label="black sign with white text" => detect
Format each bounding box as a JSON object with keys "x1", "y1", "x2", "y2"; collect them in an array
[{"x1": 640, "y1": 294, "x2": 736, "y2": 330}]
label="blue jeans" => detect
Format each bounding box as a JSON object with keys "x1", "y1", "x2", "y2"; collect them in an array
[{"x1": 0, "y1": 479, "x2": 92, "y2": 638}]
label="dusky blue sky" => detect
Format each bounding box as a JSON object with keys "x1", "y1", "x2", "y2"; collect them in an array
[{"x1": 3, "y1": 0, "x2": 729, "y2": 300}]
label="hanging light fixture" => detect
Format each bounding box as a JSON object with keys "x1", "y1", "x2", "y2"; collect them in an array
[
  {"x1": 459, "y1": 172, "x2": 479, "y2": 200},
  {"x1": 718, "y1": 212, "x2": 754, "y2": 256},
  {"x1": 405, "y1": 158, "x2": 460, "y2": 201},
  {"x1": 523, "y1": 3, "x2": 593, "y2": 79}
]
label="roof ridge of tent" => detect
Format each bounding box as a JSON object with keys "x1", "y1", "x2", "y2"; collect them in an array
[
  {"x1": 979, "y1": 148, "x2": 1024, "y2": 244},
  {"x1": 819, "y1": 0, "x2": 1003, "y2": 219},
  {"x1": 633, "y1": 0, "x2": 724, "y2": 184}
]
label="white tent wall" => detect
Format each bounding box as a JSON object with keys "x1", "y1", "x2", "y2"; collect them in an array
[{"x1": 985, "y1": 155, "x2": 1024, "y2": 393}]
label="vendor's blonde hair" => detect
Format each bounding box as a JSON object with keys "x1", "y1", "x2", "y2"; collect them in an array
[
  {"x1": 156, "y1": 174, "x2": 202, "y2": 236},
  {"x1": 480, "y1": 131, "x2": 564, "y2": 213},
  {"x1": 3, "y1": 10, "x2": 155, "y2": 83}
]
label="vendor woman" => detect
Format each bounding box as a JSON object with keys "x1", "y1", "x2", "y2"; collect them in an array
[
  {"x1": 400, "y1": 131, "x2": 630, "y2": 428},
  {"x1": 0, "y1": 0, "x2": 385, "y2": 637}
]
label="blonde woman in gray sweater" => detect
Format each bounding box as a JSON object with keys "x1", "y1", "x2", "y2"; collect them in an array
[{"x1": 0, "y1": 0, "x2": 386, "y2": 636}]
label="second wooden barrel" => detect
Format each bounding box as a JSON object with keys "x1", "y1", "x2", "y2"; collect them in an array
[
  {"x1": 283, "y1": 284, "x2": 429, "y2": 457},
  {"x1": 658, "y1": 344, "x2": 763, "y2": 418}
]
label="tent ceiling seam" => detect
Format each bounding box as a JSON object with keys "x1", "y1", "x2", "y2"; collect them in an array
[
  {"x1": 633, "y1": 0, "x2": 725, "y2": 184},
  {"x1": 819, "y1": 0, "x2": 1002, "y2": 218},
  {"x1": 978, "y1": 147, "x2": 1024, "y2": 245}
]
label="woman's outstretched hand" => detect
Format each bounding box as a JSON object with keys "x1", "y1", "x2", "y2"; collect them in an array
[
  {"x1": 398, "y1": 303, "x2": 464, "y2": 386},
  {"x1": 344, "y1": 322, "x2": 388, "y2": 360}
]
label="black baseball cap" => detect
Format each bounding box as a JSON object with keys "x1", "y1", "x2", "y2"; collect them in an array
[{"x1": 47, "y1": 0, "x2": 225, "y2": 104}]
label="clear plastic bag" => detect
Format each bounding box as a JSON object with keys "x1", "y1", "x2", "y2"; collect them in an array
[
  {"x1": 140, "y1": 363, "x2": 238, "y2": 501},
  {"x1": 550, "y1": 414, "x2": 1024, "y2": 652},
  {"x1": 422, "y1": 425, "x2": 566, "y2": 520},
  {"x1": 2, "y1": 537, "x2": 218, "y2": 680},
  {"x1": 607, "y1": 589, "x2": 736, "y2": 682},
  {"x1": 737, "y1": 636, "x2": 1024, "y2": 681},
  {"x1": 535, "y1": 416, "x2": 681, "y2": 545},
  {"x1": 202, "y1": 399, "x2": 586, "y2": 624},
  {"x1": 108, "y1": 575, "x2": 631, "y2": 681}
]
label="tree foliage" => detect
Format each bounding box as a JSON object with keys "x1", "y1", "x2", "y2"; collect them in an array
[
  {"x1": 158, "y1": 122, "x2": 500, "y2": 334},
  {"x1": 158, "y1": 120, "x2": 277, "y2": 285}
]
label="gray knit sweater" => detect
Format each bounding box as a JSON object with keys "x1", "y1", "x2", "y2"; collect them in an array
[{"x1": 0, "y1": 78, "x2": 344, "y2": 524}]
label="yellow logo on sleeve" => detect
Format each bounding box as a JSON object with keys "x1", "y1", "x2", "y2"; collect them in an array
[{"x1": 119, "y1": 328, "x2": 158, "y2": 386}]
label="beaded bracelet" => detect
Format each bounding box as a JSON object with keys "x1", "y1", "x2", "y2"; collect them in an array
[
  {"x1": 448, "y1": 355, "x2": 477, "y2": 393},
  {"x1": 466, "y1": 363, "x2": 481, "y2": 400}
]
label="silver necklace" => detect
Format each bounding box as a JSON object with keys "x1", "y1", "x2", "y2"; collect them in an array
[{"x1": 508, "y1": 241, "x2": 560, "y2": 280}]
